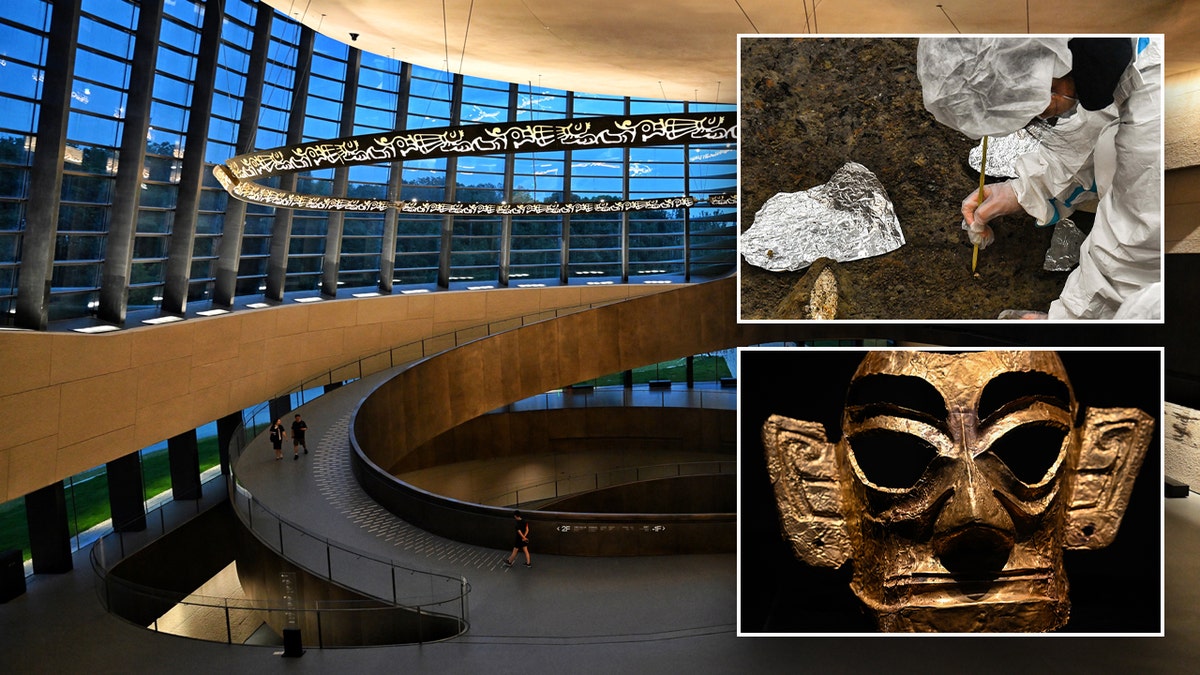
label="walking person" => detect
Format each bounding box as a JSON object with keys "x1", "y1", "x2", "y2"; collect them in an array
[
  {"x1": 291, "y1": 413, "x2": 308, "y2": 458},
  {"x1": 269, "y1": 418, "x2": 286, "y2": 461},
  {"x1": 503, "y1": 510, "x2": 532, "y2": 568}
]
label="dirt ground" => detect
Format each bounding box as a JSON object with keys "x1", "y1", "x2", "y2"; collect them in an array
[{"x1": 739, "y1": 37, "x2": 1073, "y2": 320}]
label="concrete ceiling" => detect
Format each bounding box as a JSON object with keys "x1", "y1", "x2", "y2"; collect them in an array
[{"x1": 262, "y1": 0, "x2": 1200, "y2": 104}]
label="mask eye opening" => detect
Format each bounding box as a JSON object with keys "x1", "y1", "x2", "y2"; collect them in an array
[
  {"x1": 987, "y1": 422, "x2": 1068, "y2": 486},
  {"x1": 847, "y1": 428, "x2": 938, "y2": 490}
]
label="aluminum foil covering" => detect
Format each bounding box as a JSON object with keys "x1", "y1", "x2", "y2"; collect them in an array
[
  {"x1": 740, "y1": 162, "x2": 904, "y2": 272},
  {"x1": 968, "y1": 128, "x2": 1042, "y2": 178},
  {"x1": 1044, "y1": 218, "x2": 1084, "y2": 272}
]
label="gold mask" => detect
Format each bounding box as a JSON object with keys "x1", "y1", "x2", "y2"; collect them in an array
[{"x1": 763, "y1": 351, "x2": 1154, "y2": 632}]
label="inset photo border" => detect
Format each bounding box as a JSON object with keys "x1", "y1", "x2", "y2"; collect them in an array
[
  {"x1": 737, "y1": 346, "x2": 1164, "y2": 636},
  {"x1": 736, "y1": 35, "x2": 1165, "y2": 323}
]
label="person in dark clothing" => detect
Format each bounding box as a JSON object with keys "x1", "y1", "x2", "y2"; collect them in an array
[
  {"x1": 503, "y1": 510, "x2": 532, "y2": 568},
  {"x1": 291, "y1": 414, "x2": 308, "y2": 458},
  {"x1": 269, "y1": 418, "x2": 286, "y2": 461}
]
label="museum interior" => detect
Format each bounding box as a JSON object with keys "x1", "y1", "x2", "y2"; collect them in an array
[{"x1": 3, "y1": 0, "x2": 1200, "y2": 672}]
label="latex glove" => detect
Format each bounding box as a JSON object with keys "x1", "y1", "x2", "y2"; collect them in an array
[{"x1": 960, "y1": 180, "x2": 1022, "y2": 250}]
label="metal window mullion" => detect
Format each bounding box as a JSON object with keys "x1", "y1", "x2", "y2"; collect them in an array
[
  {"x1": 621, "y1": 96, "x2": 632, "y2": 283},
  {"x1": 436, "y1": 73, "x2": 463, "y2": 289},
  {"x1": 379, "y1": 62, "x2": 411, "y2": 293},
  {"x1": 213, "y1": 3, "x2": 273, "y2": 307},
  {"x1": 320, "y1": 47, "x2": 360, "y2": 297},
  {"x1": 161, "y1": 0, "x2": 224, "y2": 315},
  {"x1": 98, "y1": 0, "x2": 164, "y2": 325},
  {"x1": 15, "y1": 0, "x2": 82, "y2": 331},
  {"x1": 265, "y1": 24, "x2": 314, "y2": 301}
]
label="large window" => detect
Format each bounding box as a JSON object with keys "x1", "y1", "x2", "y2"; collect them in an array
[
  {"x1": 1, "y1": 1, "x2": 736, "y2": 325},
  {"x1": 0, "y1": 1, "x2": 51, "y2": 316}
]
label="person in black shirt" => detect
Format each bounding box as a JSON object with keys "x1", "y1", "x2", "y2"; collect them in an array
[
  {"x1": 291, "y1": 413, "x2": 308, "y2": 458},
  {"x1": 503, "y1": 510, "x2": 532, "y2": 568},
  {"x1": 269, "y1": 418, "x2": 286, "y2": 461}
]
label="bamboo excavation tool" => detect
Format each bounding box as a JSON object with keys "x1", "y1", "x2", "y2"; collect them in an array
[{"x1": 972, "y1": 135, "x2": 989, "y2": 274}]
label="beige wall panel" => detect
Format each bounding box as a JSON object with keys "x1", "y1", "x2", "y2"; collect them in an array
[
  {"x1": 57, "y1": 369, "x2": 140, "y2": 446},
  {"x1": 128, "y1": 322, "x2": 194, "y2": 368},
  {"x1": 355, "y1": 295, "x2": 410, "y2": 325},
  {"x1": 314, "y1": 297, "x2": 360, "y2": 330},
  {"x1": 270, "y1": 304, "x2": 315, "y2": 337},
  {"x1": 136, "y1": 356, "x2": 193, "y2": 408},
  {"x1": 0, "y1": 334, "x2": 52, "y2": 397},
  {"x1": 57, "y1": 425, "x2": 135, "y2": 480},
  {"x1": 189, "y1": 313, "x2": 245, "y2": 365},
  {"x1": 192, "y1": 353, "x2": 252, "y2": 394},
  {"x1": 1166, "y1": 70, "x2": 1200, "y2": 170},
  {"x1": 2, "y1": 281, "x2": 735, "y2": 500},
  {"x1": 423, "y1": 332, "x2": 459, "y2": 356},
  {"x1": 483, "y1": 288, "x2": 544, "y2": 320},
  {"x1": 432, "y1": 290, "x2": 488, "y2": 329},
  {"x1": 1167, "y1": 165, "x2": 1200, "y2": 203},
  {"x1": 50, "y1": 333, "x2": 132, "y2": 386},
  {"x1": 377, "y1": 317, "x2": 437, "y2": 354},
  {"x1": 342, "y1": 321, "x2": 384, "y2": 357},
  {"x1": 229, "y1": 371, "x2": 270, "y2": 415},
  {"x1": 536, "y1": 285, "x2": 584, "y2": 310},
  {"x1": 1167, "y1": 202, "x2": 1200, "y2": 252},
  {"x1": 298, "y1": 326, "x2": 347, "y2": 365},
  {"x1": 5, "y1": 436, "x2": 59, "y2": 501},
  {"x1": 2, "y1": 386, "x2": 60, "y2": 450},
  {"x1": 132, "y1": 382, "x2": 226, "y2": 449}
]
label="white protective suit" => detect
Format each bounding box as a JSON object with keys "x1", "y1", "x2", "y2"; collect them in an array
[{"x1": 918, "y1": 37, "x2": 1162, "y2": 320}]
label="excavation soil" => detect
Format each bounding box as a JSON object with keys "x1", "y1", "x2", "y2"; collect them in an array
[{"x1": 739, "y1": 38, "x2": 1073, "y2": 320}]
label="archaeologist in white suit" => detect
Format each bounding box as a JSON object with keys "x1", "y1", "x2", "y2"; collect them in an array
[{"x1": 917, "y1": 36, "x2": 1162, "y2": 320}]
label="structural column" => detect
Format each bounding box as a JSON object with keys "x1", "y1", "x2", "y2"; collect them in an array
[
  {"x1": 13, "y1": 0, "x2": 82, "y2": 331},
  {"x1": 682, "y1": 100, "x2": 693, "y2": 282},
  {"x1": 216, "y1": 411, "x2": 242, "y2": 476},
  {"x1": 24, "y1": 482, "x2": 72, "y2": 574},
  {"x1": 106, "y1": 452, "x2": 146, "y2": 532},
  {"x1": 98, "y1": 0, "x2": 164, "y2": 325},
  {"x1": 269, "y1": 395, "x2": 293, "y2": 427},
  {"x1": 498, "y1": 84, "x2": 519, "y2": 287},
  {"x1": 162, "y1": 0, "x2": 225, "y2": 314},
  {"x1": 168, "y1": 430, "x2": 202, "y2": 501},
  {"x1": 213, "y1": 5, "x2": 274, "y2": 306},
  {"x1": 320, "y1": 47, "x2": 361, "y2": 297},
  {"x1": 265, "y1": 26, "x2": 315, "y2": 301}
]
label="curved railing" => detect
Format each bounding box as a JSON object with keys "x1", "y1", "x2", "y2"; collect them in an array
[
  {"x1": 476, "y1": 459, "x2": 737, "y2": 508},
  {"x1": 225, "y1": 418, "x2": 470, "y2": 641}
]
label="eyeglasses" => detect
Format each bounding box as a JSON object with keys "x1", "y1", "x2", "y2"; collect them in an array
[{"x1": 1029, "y1": 90, "x2": 1079, "y2": 129}]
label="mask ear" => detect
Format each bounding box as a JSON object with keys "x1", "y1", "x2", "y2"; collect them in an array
[
  {"x1": 1063, "y1": 407, "x2": 1155, "y2": 550},
  {"x1": 762, "y1": 414, "x2": 852, "y2": 568}
]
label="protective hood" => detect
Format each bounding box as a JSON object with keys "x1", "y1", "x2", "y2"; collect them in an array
[{"x1": 917, "y1": 37, "x2": 1072, "y2": 139}]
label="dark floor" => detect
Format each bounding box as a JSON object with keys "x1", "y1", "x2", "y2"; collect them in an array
[{"x1": 2, "y1": 370, "x2": 1197, "y2": 673}]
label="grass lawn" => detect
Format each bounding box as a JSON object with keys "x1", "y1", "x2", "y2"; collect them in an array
[
  {"x1": 0, "y1": 433, "x2": 223, "y2": 562},
  {"x1": 589, "y1": 355, "x2": 733, "y2": 386}
]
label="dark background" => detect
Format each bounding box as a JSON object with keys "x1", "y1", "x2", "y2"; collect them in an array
[{"x1": 738, "y1": 348, "x2": 1163, "y2": 634}]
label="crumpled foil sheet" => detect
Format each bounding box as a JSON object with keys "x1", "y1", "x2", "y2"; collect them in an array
[
  {"x1": 969, "y1": 128, "x2": 1042, "y2": 178},
  {"x1": 1044, "y1": 218, "x2": 1084, "y2": 272},
  {"x1": 740, "y1": 162, "x2": 905, "y2": 272}
]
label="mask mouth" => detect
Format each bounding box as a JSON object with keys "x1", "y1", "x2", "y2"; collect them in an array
[{"x1": 894, "y1": 568, "x2": 1055, "y2": 601}]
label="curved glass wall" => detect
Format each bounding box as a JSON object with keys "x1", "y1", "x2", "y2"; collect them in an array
[{"x1": 0, "y1": 0, "x2": 737, "y2": 326}]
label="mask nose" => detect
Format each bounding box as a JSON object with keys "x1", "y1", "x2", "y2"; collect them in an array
[{"x1": 931, "y1": 456, "x2": 1015, "y2": 579}]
